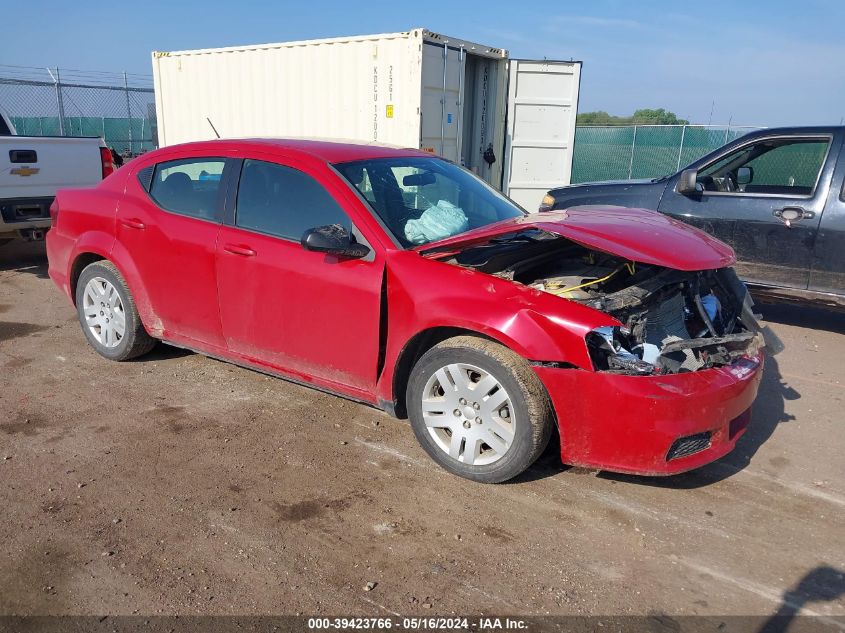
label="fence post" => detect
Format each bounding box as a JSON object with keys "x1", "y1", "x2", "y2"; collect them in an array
[
  {"x1": 123, "y1": 72, "x2": 133, "y2": 155},
  {"x1": 627, "y1": 125, "x2": 638, "y2": 179},
  {"x1": 54, "y1": 67, "x2": 67, "y2": 136},
  {"x1": 676, "y1": 125, "x2": 687, "y2": 171}
]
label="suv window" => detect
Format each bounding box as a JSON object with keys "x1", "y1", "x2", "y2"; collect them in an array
[
  {"x1": 698, "y1": 138, "x2": 829, "y2": 196},
  {"x1": 149, "y1": 158, "x2": 226, "y2": 221},
  {"x1": 236, "y1": 159, "x2": 351, "y2": 240}
]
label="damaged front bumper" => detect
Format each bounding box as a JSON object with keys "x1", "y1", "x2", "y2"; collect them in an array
[
  {"x1": 533, "y1": 351, "x2": 764, "y2": 475},
  {"x1": 587, "y1": 326, "x2": 765, "y2": 375}
]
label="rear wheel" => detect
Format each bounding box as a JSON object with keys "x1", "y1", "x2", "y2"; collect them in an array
[
  {"x1": 75, "y1": 261, "x2": 156, "y2": 361},
  {"x1": 407, "y1": 336, "x2": 553, "y2": 483}
]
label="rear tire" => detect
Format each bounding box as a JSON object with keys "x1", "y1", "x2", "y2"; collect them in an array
[
  {"x1": 407, "y1": 336, "x2": 553, "y2": 483},
  {"x1": 75, "y1": 261, "x2": 156, "y2": 361}
]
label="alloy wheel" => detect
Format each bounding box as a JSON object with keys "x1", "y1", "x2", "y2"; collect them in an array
[
  {"x1": 82, "y1": 277, "x2": 126, "y2": 348},
  {"x1": 420, "y1": 362, "x2": 515, "y2": 466}
]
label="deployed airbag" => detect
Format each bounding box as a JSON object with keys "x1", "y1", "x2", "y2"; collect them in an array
[{"x1": 405, "y1": 200, "x2": 468, "y2": 245}]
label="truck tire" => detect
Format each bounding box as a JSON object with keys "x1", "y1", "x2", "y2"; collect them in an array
[
  {"x1": 406, "y1": 335, "x2": 553, "y2": 483},
  {"x1": 75, "y1": 261, "x2": 156, "y2": 361}
]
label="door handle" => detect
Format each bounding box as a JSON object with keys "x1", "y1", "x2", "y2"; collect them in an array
[
  {"x1": 222, "y1": 243, "x2": 256, "y2": 257},
  {"x1": 773, "y1": 207, "x2": 814, "y2": 227},
  {"x1": 119, "y1": 217, "x2": 145, "y2": 230}
]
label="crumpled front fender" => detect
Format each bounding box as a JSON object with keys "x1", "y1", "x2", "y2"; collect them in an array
[{"x1": 376, "y1": 251, "x2": 619, "y2": 405}]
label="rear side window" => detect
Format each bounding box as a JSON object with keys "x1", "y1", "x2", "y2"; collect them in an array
[
  {"x1": 235, "y1": 159, "x2": 351, "y2": 240},
  {"x1": 149, "y1": 158, "x2": 226, "y2": 221}
]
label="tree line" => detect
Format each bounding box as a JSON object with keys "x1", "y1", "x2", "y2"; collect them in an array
[{"x1": 576, "y1": 108, "x2": 690, "y2": 126}]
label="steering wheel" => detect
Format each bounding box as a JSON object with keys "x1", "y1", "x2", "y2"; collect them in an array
[{"x1": 722, "y1": 173, "x2": 736, "y2": 192}]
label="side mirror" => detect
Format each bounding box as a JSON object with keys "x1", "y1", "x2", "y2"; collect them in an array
[
  {"x1": 301, "y1": 224, "x2": 370, "y2": 259},
  {"x1": 677, "y1": 169, "x2": 700, "y2": 195},
  {"x1": 736, "y1": 166, "x2": 753, "y2": 185}
]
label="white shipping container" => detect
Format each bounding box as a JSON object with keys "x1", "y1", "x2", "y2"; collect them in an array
[{"x1": 152, "y1": 28, "x2": 580, "y2": 210}]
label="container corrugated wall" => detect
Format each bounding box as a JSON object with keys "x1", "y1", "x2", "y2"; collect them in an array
[{"x1": 153, "y1": 31, "x2": 424, "y2": 148}]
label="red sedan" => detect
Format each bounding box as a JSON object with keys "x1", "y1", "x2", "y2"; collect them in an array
[{"x1": 46, "y1": 139, "x2": 764, "y2": 483}]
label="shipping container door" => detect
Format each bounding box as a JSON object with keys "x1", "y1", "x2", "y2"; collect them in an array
[
  {"x1": 420, "y1": 42, "x2": 463, "y2": 162},
  {"x1": 503, "y1": 60, "x2": 581, "y2": 211}
]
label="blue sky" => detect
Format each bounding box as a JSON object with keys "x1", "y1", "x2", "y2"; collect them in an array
[{"x1": 4, "y1": 0, "x2": 844, "y2": 126}]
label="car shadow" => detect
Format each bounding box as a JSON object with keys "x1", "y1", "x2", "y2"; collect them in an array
[
  {"x1": 756, "y1": 301, "x2": 845, "y2": 336},
  {"x1": 758, "y1": 565, "x2": 845, "y2": 633},
  {"x1": 133, "y1": 342, "x2": 194, "y2": 362},
  {"x1": 0, "y1": 240, "x2": 49, "y2": 279},
  {"x1": 512, "y1": 345, "x2": 800, "y2": 488}
]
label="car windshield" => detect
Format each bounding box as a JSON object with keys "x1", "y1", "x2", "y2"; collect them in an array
[{"x1": 334, "y1": 157, "x2": 525, "y2": 248}]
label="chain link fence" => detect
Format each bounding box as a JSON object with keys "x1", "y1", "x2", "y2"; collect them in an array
[
  {"x1": 571, "y1": 125, "x2": 762, "y2": 184},
  {"x1": 0, "y1": 65, "x2": 156, "y2": 156}
]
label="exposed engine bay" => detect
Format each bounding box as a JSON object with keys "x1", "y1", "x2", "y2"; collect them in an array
[{"x1": 440, "y1": 230, "x2": 766, "y2": 375}]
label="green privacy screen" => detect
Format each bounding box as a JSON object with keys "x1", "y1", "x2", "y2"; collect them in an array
[
  {"x1": 571, "y1": 126, "x2": 757, "y2": 184},
  {"x1": 10, "y1": 116, "x2": 156, "y2": 154}
]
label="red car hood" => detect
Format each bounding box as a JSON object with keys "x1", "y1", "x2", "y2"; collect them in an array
[{"x1": 416, "y1": 207, "x2": 735, "y2": 271}]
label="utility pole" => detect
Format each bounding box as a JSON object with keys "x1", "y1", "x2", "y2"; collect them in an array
[{"x1": 708, "y1": 100, "x2": 715, "y2": 126}]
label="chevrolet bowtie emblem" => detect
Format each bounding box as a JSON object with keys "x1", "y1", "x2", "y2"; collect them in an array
[{"x1": 11, "y1": 166, "x2": 40, "y2": 177}]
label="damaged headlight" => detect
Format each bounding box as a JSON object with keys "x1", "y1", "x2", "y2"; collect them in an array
[{"x1": 586, "y1": 326, "x2": 657, "y2": 375}]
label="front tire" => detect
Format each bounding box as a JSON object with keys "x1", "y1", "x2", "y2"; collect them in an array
[
  {"x1": 75, "y1": 261, "x2": 155, "y2": 361},
  {"x1": 407, "y1": 336, "x2": 553, "y2": 483}
]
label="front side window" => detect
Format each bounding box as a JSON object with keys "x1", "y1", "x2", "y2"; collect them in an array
[
  {"x1": 698, "y1": 138, "x2": 829, "y2": 196},
  {"x1": 149, "y1": 158, "x2": 226, "y2": 220},
  {"x1": 235, "y1": 160, "x2": 351, "y2": 240},
  {"x1": 335, "y1": 157, "x2": 525, "y2": 247}
]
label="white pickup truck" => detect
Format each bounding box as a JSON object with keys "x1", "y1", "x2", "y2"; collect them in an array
[{"x1": 1, "y1": 109, "x2": 114, "y2": 245}]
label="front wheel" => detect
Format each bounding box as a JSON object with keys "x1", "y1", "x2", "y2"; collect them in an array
[{"x1": 407, "y1": 336, "x2": 553, "y2": 483}]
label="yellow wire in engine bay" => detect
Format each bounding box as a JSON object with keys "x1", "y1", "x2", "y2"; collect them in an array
[{"x1": 545, "y1": 261, "x2": 637, "y2": 296}]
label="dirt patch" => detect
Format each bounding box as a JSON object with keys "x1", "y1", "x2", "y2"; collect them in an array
[
  {"x1": 0, "y1": 321, "x2": 49, "y2": 342},
  {"x1": 271, "y1": 500, "x2": 323, "y2": 522},
  {"x1": 1, "y1": 414, "x2": 48, "y2": 436},
  {"x1": 3, "y1": 355, "x2": 33, "y2": 370}
]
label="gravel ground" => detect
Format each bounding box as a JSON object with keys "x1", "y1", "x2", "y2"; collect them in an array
[{"x1": 1, "y1": 240, "x2": 843, "y2": 620}]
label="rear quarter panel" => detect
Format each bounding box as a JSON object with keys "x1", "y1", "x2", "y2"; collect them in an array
[{"x1": 47, "y1": 170, "x2": 130, "y2": 301}]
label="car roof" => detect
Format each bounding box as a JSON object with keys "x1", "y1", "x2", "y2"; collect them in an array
[
  {"x1": 739, "y1": 125, "x2": 845, "y2": 138},
  {"x1": 156, "y1": 138, "x2": 435, "y2": 164}
]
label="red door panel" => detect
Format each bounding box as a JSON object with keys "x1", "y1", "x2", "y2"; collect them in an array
[
  {"x1": 215, "y1": 226, "x2": 383, "y2": 394},
  {"x1": 114, "y1": 168, "x2": 225, "y2": 348}
]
